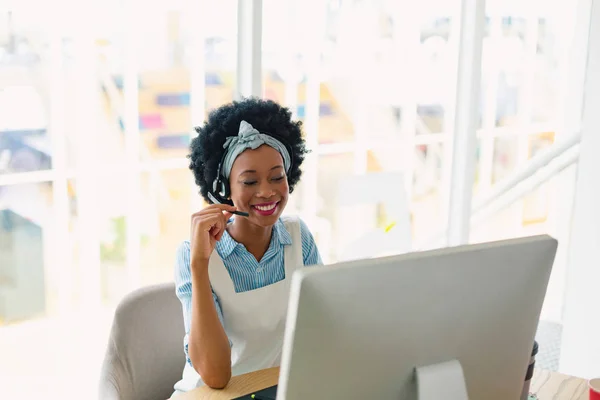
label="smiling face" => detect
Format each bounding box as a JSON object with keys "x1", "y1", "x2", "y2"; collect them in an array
[{"x1": 229, "y1": 144, "x2": 289, "y2": 227}]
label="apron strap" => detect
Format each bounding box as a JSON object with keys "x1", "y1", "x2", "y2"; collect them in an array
[
  {"x1": 282, "y1": 216, "x2": 304, "y2": 279},
  {"x1": 208, "y1": 249, "x2": 236, "y2": 295}
]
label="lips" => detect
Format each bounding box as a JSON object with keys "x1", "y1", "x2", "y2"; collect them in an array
[{"x1": 251, "y1": 201, "x2": 279, "y2": 216}]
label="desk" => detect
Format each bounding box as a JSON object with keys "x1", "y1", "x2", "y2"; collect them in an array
[
  {"x1": 178, "y1": 368, "x2": 279, "y2": 400},
  {"x1": 178, "y1": 367, "x2": 588, "y2": 400},
  {"x1": 530, "y1": 369, "x2": 588, "y2": 399}
]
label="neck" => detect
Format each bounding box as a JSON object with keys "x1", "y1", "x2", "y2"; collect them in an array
[{"x1": 227, "y1": 218, "x2": 274, "y2": 260}]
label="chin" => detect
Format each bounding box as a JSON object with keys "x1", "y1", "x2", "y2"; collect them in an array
[{"x1": 250, "y1": 215, "x2": 280, "y2": 227}]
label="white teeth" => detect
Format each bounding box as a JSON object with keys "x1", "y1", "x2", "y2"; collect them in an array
[{"x1": 255, "y1": 203, "x2": 276, "y2": 211}]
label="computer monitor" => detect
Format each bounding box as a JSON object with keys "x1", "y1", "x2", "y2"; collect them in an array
[{"x1": 277, "y1": 235, "x2": 557, "y2": 400}]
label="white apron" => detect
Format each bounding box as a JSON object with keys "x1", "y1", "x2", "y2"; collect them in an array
[{"x1": 173, "y1": 216, "x2": 303, "y2": 394}]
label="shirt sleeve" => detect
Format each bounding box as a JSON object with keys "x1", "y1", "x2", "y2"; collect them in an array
[
  {"x1": 298, "y1": 218, "x2": 323, "y2": 266},
  {"x1": 174, "y1": 241, "x2": 226, "y2": 366}
]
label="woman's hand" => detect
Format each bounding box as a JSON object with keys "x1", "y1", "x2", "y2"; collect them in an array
[{"x1": 190, "y1": 204, "x2": 237, "y2": 266}]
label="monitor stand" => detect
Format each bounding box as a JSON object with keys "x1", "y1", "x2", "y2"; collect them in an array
[{"x1": 416, "y1": 359, "x2": 469, "y2": 400}]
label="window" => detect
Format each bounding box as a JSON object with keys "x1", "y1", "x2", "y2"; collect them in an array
[{"x1": 0, "y1": 0, "x2": 594, "y2": 396}]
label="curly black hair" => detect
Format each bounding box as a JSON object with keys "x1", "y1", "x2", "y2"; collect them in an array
[{"x1": 189, "y1": 98, "x2": 309, "y2": 205}]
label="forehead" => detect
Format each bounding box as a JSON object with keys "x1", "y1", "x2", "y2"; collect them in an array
[{"x1": 231, "y1": 145, "x2": 283, "y2": 174}]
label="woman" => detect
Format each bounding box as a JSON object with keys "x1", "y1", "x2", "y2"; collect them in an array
[{"x1": 173, "y1": 98, "x2": 323, "y2": 395}]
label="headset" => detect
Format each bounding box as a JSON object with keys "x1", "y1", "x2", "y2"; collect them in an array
[{"x1": 208, "y1": 132, "x2": 295, "y2": 204}]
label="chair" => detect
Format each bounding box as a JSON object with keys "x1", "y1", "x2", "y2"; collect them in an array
[{"x1": 99, "y1": 283, "x2": 186, "y2": 400}]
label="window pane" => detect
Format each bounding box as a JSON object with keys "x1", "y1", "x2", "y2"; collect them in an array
[
  {"x1": 90, "y1": 169, "x2": 198, "y2": 304},
  {"x1": 140, "y1": 169, "x2": 196, "y2": 287},
  {"x1": 51, "y1": 2, "x2": 240, "y2": 165},
  {"x1": 0, "y1": 176, "x2": 110, "y2": 399},
  {"x1": 262, "y1": 0, "x2": 460, "y2": 145},
  {"x1": 312, "y1": 147, "x2": 445, "y2": 263},
  {"x1": 65, "y1": 173, "x2": 129, "y2": 306},
  {"x1": 417, "y1": 12, "x2": 457, "y2": 135},
  {"x1": 0, "y1": 10, "x2": 50, "y2": 175},
  {"x1": 0, "y1": 182, "x2": 53, "y2": 324},
  {"x1": 411, "y1": 142, "x2": 445, "y2": 246},
  {"x1": 472, "y1": 133, "x2": 563, "y2": 244},
  {"x1": 315, "y1": 153, "x2": 358, "y2": 261},
  {"x1": 473, "y1": 0, "x2": 579, "y2": 328},
  {"x1": 132, "y1": 2, "x2": 237, "y2": 160},
  {"x1": 480, "y1": 7, "x2": 567, "y2": 129},
  {"x1": 90, "y1": 173, "x2": 129, "y2": 305}
]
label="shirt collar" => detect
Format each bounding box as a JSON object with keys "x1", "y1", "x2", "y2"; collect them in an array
[
  {"x1": 216, "y1": 228, "x2": 238, "y2": 259},
  {"x1": 216, "y1": 218, "x2": 292, "y2": 259},
  {"x1": 274, "y1": 218, "x2": 293, "y2": 246}
]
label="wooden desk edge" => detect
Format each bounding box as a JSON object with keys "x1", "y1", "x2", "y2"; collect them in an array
[
  {"x1": 179, "y1": 367, "x2": 587, "y2": 400},
  {"x1": 177, "y1": 367, "x2": 280, "y2": 400}
]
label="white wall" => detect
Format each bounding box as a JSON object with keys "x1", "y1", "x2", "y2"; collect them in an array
[{"x1": 560, "y1": 0, "x2": 600, "y2": 379}]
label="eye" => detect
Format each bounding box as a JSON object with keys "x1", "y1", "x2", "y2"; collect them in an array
[
  {"x1": 272, "y1": 176, "x2": 285, "y2": 182},
  {"x1": 243, "y1": 181, "x2": 257, "y2": 186}
]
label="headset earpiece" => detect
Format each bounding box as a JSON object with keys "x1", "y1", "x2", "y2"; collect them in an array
[
  {"x1": 216, "y1": 175, "x2": 230, "y2": 199},
  {"x1": 208, "y1": 159, "x2": 231, "y2": 204}
]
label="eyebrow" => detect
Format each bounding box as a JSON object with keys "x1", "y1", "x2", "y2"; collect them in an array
[{"x1": 240, "y1": 165, "x2": 284, "y2": 175}]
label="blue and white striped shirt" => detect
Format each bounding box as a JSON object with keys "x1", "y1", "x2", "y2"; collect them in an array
[{"x1": 174, "y1": 217, "x2": 322, "y2": 365}]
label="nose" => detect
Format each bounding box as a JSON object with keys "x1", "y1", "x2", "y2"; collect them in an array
[{"x1": 256, "y1": 180, "x2": 275, "y2": 199}]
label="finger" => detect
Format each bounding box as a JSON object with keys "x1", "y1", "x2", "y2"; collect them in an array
[
  {"x1": 199, "y1": 214, "x2": 225, "y2": 233},
  {"x1": 216, "y1": 212, "x2": 232, "y2": 240},
  {"x1": 199, "y1": 204, "x2": 237, "y2": 214},
  {"x1": 211, "y1": 204, "x2": 237, "y2": 211},
  {"x1": 211, "y1": 212, "x2": 229, "y2": 236},
  {"x1": 215, "y1": 216, "x2": 227, "y2": 241},
  {"x1": 193, "y1": 205, "x2": 237, "y2": 218},
  {"x1": 209, "y1": 225, "x2": 221, "y2": 240},
  {"x1": 195, "y1": 211, "x2": 231, "y2": 241}
]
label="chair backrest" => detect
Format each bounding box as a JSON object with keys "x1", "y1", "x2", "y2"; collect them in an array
[{"x1": 99, "y1": 283, "x2": 185, "y2": 400}]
